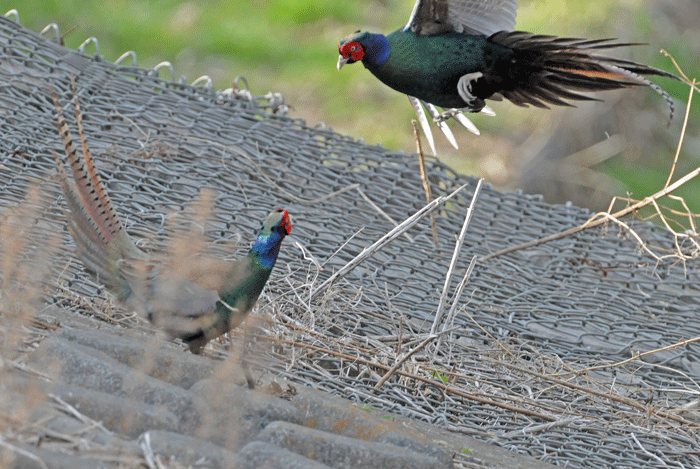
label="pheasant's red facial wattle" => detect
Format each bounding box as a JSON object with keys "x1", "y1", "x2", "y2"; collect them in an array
[
  {"x1": 278, "y1": 208, "x2": 292, "y2": 235},
  {"x1": 339, "y1": 41, "x2": 364, "y2": 63}
]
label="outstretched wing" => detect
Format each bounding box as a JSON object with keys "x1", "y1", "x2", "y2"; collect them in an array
[{"x1": 406, "y1": 0, "x2": 518, "y2": 36}]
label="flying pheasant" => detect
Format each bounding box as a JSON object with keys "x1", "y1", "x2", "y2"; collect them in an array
[
  {"x1": 337, "y1": 0, "x2": 679, "y2": 153},
  {"x1": 52, "y1": 85, "x2": 292, "y2": 355}
]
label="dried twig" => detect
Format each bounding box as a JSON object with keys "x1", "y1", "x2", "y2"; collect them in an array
[
  {"x1": 320, "y1": 227, "x2": 365, "y2": 269},
  {"x1": 434, "y1": 254, "x2": 477, "y2": 354},
  {"x1": 500, "y1": 416, "x2": 580, "y2": 438},
  {"x1": 375, "y1": 326, "x2": 460, "y2": 390},
  {"x1": 0, "y1": 438, "x2": 48, "y2": 469},
  {"x1": 631, "y1": 433, "x2": 670, "y2": 467},
  {"x1": 490, "y1": 359, "x2": 695, "y2": 426},
  {"x1": 661, "y1": 50, "x2": 700, "y2": 94},
  {"x1": 431, "y1": 179, "x2": 483, "y2": 334},
  {"x1": 49, "y1": 394, "x2": 111, "y2": 434},
  {"x1": 258, "y1": 332, "x2": 557, "y2": 421},
  {"x1": 375, "y1": 334, "x2": 437, "y2": 390},
  {"x1": 309, "y1": 183, "x2": 469, "y2": 302},
  {"x1": 481, "y1": 166, "x2": 700, "y2": 262},
  {"x1": 412, "y1": 120, "x2": 439, "y2": 249},
  {"x1": 664, "y1": 78, "x2": 695, "y2": 187},
  {"x1": 139, "y1": 432, "x2": 157, "y2": 469},
  {"x1": 482, "y1": 75, "x2": 697, "y2": 263},
  {"x1": 552, "y1": 335, "x2": 700, "y2": 378},
  {"x1": 356, "y1": 187, "x2": 414, "y2": 243}
]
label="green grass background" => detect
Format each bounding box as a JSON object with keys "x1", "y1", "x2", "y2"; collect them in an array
[{"x1": 6, "y1": 0, "x2": 698, "y2": 214}]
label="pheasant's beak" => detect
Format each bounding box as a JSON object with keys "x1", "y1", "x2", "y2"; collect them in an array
[{"x1": 337, "y1": 55, "x2": 349, "y2": 71}]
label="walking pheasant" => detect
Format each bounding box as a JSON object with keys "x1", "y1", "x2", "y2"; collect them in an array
[{"x1": 52, "y1": 84, "x2": 292, "y2": 358}]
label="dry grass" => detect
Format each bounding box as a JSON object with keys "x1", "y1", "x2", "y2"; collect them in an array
[
  {"x1": 482, "y1": 61, "x2": 700, "y2": 266},
  {"x1": 0, "y1": 185, "x2": 61, "y2": 464}
]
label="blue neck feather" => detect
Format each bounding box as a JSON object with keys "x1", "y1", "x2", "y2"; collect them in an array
[
  {"x1": 363, "y1": 33, "x2": 390, "y2": 67},
  {"x1": 250, "y1": 231, "x2": 284, "y2": 269}
]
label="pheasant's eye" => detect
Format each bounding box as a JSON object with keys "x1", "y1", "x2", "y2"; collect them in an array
[{"x1": 350, "y1": 46, "x2": 356, "y2": 51}]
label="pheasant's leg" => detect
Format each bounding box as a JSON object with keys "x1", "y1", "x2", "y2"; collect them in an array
[
  {"x1": 241, "y1": 329, "x2": 256, "y2": 389},
  {"x1": 241, "y1": 358, "x2": 255, "y2": 389}
]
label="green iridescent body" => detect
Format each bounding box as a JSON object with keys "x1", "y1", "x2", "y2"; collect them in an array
[
  {"x1": 214, "y1": 253, "x2": 273, "y2": 335},
  {"x1": 368, "y1": 30, "x2": 511, "y2": 108}
]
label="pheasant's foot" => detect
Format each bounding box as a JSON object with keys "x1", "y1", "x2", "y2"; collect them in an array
[
  {"x1": 241, "y1": 358, "x2": 256, "y2": 389},
  {"x1": 433, "y1": 108, "x2": 464, "y2": 124}
]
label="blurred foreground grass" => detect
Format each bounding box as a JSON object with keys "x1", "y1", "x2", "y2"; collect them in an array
[{"x1": 7, "y1": 0, "x2": 699, "y2": 213}]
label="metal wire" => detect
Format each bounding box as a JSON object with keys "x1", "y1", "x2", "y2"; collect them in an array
[{"x1": 2, "y1": 11, "x2": 700, "y2": 468}]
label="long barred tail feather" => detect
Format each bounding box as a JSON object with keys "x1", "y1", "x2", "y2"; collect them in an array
[
  {"x1": 603, "y1": 64, "x2": 676, "y2": 125},
  {"x1": 487, "y1": 31, "x2": 679, "y2": 120},
  {"x1": 52, "y1": 78, "x2": 142, "y2": 294},
  {"x1": 53, "y1": 81, "x2": 124, "y2": 247},
  {"x1": 53, "y1": 152, "x2": 112, "y2": 282}
]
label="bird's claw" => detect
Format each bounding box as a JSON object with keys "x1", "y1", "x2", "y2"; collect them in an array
[
  {"x1": 433, "y1": 109, "x2": 481, "y2": 137},
  {"x1": 432, "y1": 109, "x2": 461, "y2": 124},
  {"x1": 409, "y1": 97, "x2": 493, "y2": 154}
]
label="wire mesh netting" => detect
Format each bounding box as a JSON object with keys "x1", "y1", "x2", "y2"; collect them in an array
[{"x1": 1, "y1": 11, "x2": 700, "y2": 468}]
